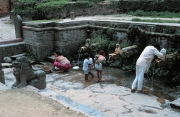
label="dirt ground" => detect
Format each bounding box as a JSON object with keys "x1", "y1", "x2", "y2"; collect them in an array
[{"x1": 0, "y1": 88, "x2": 87, "y2": 117}]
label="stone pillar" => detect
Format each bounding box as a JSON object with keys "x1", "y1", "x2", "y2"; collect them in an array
[
  {"x1": 0, "y1": 55, "x2": 5, "y2": 84},
  {"x1": 70, "y1": 12, "x2": 75, "y2": 20},
  {"x1": 14, "y1": 15, "x2": 23, "y2": 38}
]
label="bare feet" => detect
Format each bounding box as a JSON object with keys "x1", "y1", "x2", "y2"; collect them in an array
[{"x1": 97, "y1": 79, "x2": 104, "y2": 82}]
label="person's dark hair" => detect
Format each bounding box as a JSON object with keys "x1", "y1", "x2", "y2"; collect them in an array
[
  {"x1": 54, "y1": 51, "x2": 62, "y2": 56},
  {"x1": 152, "y1": 42, "x2": 160, "y2": 50},
  {"x1": 99, "y1": 50, "x2": 105, "y2": 56},
  {"x1": 84, "y1": 53, "x2": 90, "y2": 58}
]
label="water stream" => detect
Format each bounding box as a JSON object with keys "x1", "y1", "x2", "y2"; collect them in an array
[{"x1": 77, "y1": 48, "x2": 83, "y2": 66}]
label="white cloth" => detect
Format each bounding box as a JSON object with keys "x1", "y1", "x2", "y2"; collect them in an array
[
  {"x1": 95, "y1": 63, "x2": 102, "y2": 70},
  {"x1": 160, "y1": 48, "x2": 166, "y2": 55},
  {"x1": 136, "y1": 46, "x2": 164, "y2": 73},
  {"x1": 88, "y1": 58, "x2": 94, "y2": 70},
  {"x1": 83, "y1": 58, "x2": 92, "y2": 71},
  {"x1": 131, "y1": 65, "x2": 146, "y2": 90},
  {"x1": 89, "y1": 58, "x2": 94, "y2": 70}
]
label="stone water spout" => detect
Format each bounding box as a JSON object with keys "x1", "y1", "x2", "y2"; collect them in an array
[
  {"x1": 108, "y1": 43, "x2": 123, "y2": 61},
  {"x1": 75, "y1": 38, "x2": 92, "y2": 66},
  {"x1": 157, "y1": 52, "x2": 180, "y2": 65},
  {"x1": 81, "y1": 38, "x2": 91, "y2": 51},
  {"x1": 122, "y1": 45, "x2": 138, "y2": 57}
]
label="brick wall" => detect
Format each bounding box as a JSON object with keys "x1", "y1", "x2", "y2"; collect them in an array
[{"x1": 0, "y1": 0, "x2": 18, "y2": 16}]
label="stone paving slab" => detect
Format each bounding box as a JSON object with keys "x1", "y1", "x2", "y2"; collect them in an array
[{"x1": 2, "y1": 67, "x2": 180, "y2": 117}]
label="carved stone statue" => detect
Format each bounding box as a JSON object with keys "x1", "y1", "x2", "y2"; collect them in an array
[
  {"x1": 12, "y1": 56, "x2": 46, "y2": 89},
  {"x1": 81, "y1": 38, "x2": 91, "y2": 51},
  {"x1": 109, "y1": 44, "x2": 123, "y2": 58}
]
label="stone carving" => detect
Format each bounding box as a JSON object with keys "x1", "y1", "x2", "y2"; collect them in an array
[
  {"x1": 3, "y1": 57, "x2": 12, "y2": 63},
  {"x1": 81, "y1": 38, "x2": 91, "y2": 51},
  {"x1": 122, "y1": 45, "x2": 139, "y2": 57},
  {"x1": 12, "y1": 56, "x2": 46, "y2": 89},
  {"x1": 109, "y1": 43, "x2": 123, "y2": 58}
]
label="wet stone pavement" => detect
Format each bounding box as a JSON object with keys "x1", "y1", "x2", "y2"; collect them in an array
[{"x1": 2, "y1": 62, "x2": 180, "y2": 117}]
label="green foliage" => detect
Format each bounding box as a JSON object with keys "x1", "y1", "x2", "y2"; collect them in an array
[
  {"x1": 13, "y1": 0, "x2": 105, "y2": 20},
  {"x1": 107, "y1": 28, "x2": 114, "y2": 36},
  {"x1": 166, "y1": 48, "x2": 176, "y2": 54},
  {"x1": 128, "y1": 10, "x2": 180, "y2": 18},
  {"x1": 120, "y1": 41, "x2": 131, "y2": 48},
  {"x1": 121, "y1": 64, "x2": 134, "y2": 71},
  {"x1": 36, "y1": 0, "x2": 70, "y2": 9},
  {"x1": 107, "y1": 41, "x2": 116, "y2": 53},
  {"x1": 109, "y1": 60, "x2": 121, "y2": 68},
  {"x1": 118, "y1": 0, "x2": 180, "y2": 13},
  {"x1": 153, "y1": 67, "x2": 169, "y2": 78},
  {"x1": 91, "y1": 35, "x2": 109, "y2": 45},
  {"x1": 132, "y1": 18, "x2": 180, "y2": 24},
  {"x1": 77, "y1": 0, "x2": 103, "y2": 3}
]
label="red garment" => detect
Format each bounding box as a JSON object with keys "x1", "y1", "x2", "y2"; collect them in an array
[{"x1": 54, "y1": 62, "x2": 71, "y2": 71}]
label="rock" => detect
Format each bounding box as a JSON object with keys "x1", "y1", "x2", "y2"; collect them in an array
[
  {"x1": 170, "y1": 98, "x2": 180, "y2": 109},
  {"x1": 10, "y1": 53, "x2": 26, "y2": 60},
  {"x1": 2, "y1": 57, "x2": 12, "y2": 63}
]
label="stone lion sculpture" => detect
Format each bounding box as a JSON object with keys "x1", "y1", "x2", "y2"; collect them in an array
[{"x1": 12, "y1": 56, "x2": 46, "y2": 89}]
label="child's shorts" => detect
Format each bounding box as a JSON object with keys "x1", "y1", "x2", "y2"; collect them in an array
[
  {"x1": 95, "y1": 63, "x2": 102, "y2": 70},
  {"x1": 83, "y1": 70, "x2": 89, "y2": 74}
]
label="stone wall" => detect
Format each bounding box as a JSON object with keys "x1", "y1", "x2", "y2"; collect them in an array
[
  {"x1": 21, "y1": 19, "x2": 180, "y2": 61},
  {"x1": 0, "y1": 42, "x2": 25, "y2": 59},
  {"x1": 0, "y1": 0, "x2": 8, "y2": 16},
  {"x1": 22, "y1": 23, "x2": 55, "y2": 60}
]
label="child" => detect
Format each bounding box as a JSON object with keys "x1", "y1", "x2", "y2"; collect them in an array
[
  {"x1": 88, "y1": 56, "x2": 94, "y2": 78},
  {"x1": 83, "y1": 53, "x2": 93, "y2": 82},
  {"x1": 94, "y1": 50, "x2": 107, "y2": 82}
]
